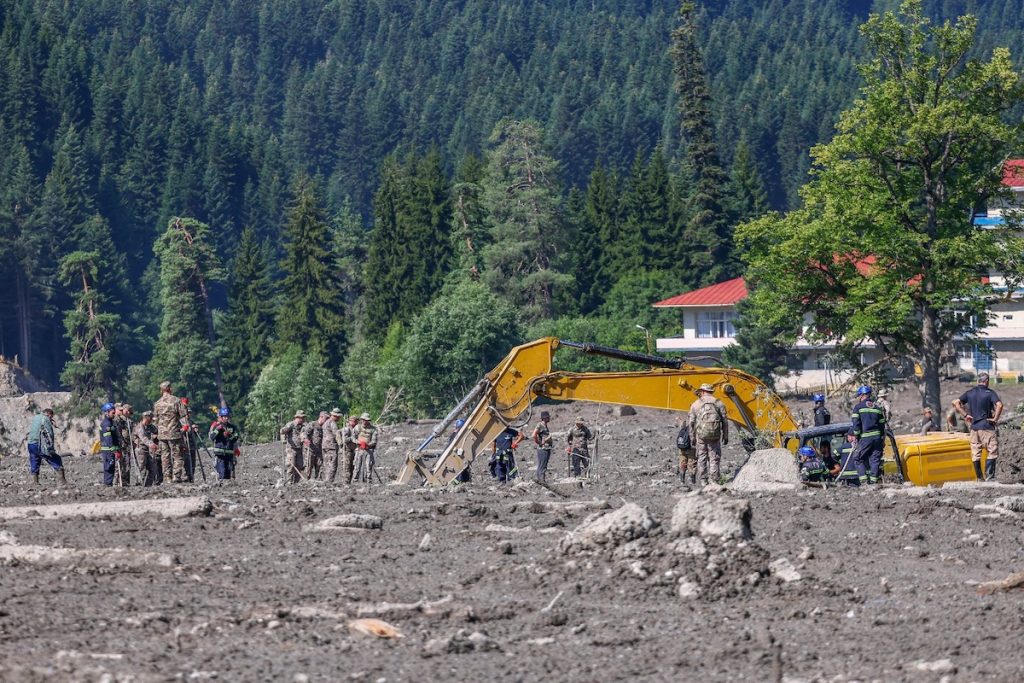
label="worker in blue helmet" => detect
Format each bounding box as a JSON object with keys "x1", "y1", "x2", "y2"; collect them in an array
[
  {"x1": 99, "y1": 402, "x2": 124, "y2": 486},
  {"x1": 208, "y1": 406, "x2": 240, "y2": 480},
  {"x1": 797, "y1": 444, "x2": 830, "y2": 484},
  {"x1": 851, "y1": 385, "x2": 886, "y2": 484},
  {"x1": 835, "y1": 428, "x2": 860, "y2": 486}
]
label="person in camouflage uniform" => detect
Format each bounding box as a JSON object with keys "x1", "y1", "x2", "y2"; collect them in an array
[
  {"x1": 352, "y1": 412, "x2": 378, "y2": 483},
  {"x1": 153, "y1": 381, "x2": 190, "y2": 484},
  {"x1": 112, "y1": 403, "x2": 132, "y2": 485},
  {"x1": 321, "y1": 409, "x2": 343, "y2": 483},
  {"x1": 341, "y1": 415, "x2": 359, "y2": 484},
  {"x1": 303, "y1": 411, "x2": 327, "y2": 480},
  {"x1": 134, "y1": 410, "x2": 161, "y2": 486},
  {"x1": 531, "y1": 411, "x2": 553, "y2": 482},
  {"x1": 280, "y1": 410, "x2": 306, "y2": 483},
  {"x1": 566, "y1": 417, "x2": 593, "y2": 477}
]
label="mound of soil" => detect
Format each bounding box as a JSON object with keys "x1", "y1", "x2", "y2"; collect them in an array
[{"x1": 0, "y1": 361, "x2": 47, "y2": 398}]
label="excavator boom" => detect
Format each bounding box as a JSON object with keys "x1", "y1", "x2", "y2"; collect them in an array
[{"x1": 396, "y1": 338, "x2": 799, "y2": 486}]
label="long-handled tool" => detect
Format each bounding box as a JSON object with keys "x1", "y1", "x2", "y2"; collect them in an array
[{"x1": 188, "y1": 426, "x2": 211, "y2": 483}]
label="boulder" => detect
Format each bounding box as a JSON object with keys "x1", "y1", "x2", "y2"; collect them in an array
[
  {"x1": 613, "y1": 405, "x2": 637, "y2": 417},
  {"x1": 305, "y1": 514, "x2": 383, "y2": 532},
  {"x1": 669, "y1": 492, "x2": 752, "y2": 540},
  {"x1": 560, "y1": 502, "x2": 658, "y2": 553}
]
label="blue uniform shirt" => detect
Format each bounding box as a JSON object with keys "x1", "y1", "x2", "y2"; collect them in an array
[
  {"x1": 851, "y1": 399, "x2": 886, "y2": 438},
  {"x1": 99, "y1": 415, "x2": 120, "y2": 452},
  {"x1": 958, "y1": 385, "x2": 1001, "y2": 431}
]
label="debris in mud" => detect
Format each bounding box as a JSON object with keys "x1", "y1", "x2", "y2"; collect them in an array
[
  {"x1": 422, "y1": 629, "x2": 500, "y2": 656},
  {"x1": 670, "y1": 491, "x2": 752, "y2": 541},
  {"x1": 0, "y1": 496, "x2": 213, "y2": 521},
  {"x1": 347, "y1": 618, "x2": 403, "y2": 639},
  {"x1": 730, "y1": 448, "x2": 799, "y2": 492},
  {"x1": 976, "y1": 571, "x2": 1024, "y2": 596},
  {"x1": 559, "y1": 502, "x2": 658, "y2": 553},
  {"x1": 908, "y1": 658, "x2": 956, "y2": 674},
  {"x1": 768, "y1": 557, "x2": 802, "y2": 583},
  {"x1": 304, "y1": 513, "x2": 383, "y2": 532}
]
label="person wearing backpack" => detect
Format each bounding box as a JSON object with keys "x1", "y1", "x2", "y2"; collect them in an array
[
  {"x1": 676, "y1": 418, "x2": 695, "y2": 485},
  {"x1": 687, "y1": 384, "x2": 729, "y2": 485}
]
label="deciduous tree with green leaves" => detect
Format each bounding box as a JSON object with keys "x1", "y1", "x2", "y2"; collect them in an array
[{"x1": 737, "y1": 1, "x2": 1024, "y2": 415}]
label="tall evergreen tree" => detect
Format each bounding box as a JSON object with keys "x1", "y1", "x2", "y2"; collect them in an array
[
  {"x1": 220, "y1": 227, "x2": 276, "y2": 411},
  {"x1": 730, "y1": 138, "x2": 770, "y2": 225},
  {"x1": 362, "y1": 158, "x2": 405, "y2": 338},
  {"x1": 276, "y1": 177, "x2": 346, "y2": 367},
  {"x1": 58, "y1": 250, "x2": 120, "y2": 409},
  {"x1": 671, "y1": 2, "x2": 734, "y2": 286},
  {"x1": 150, "y1": 217, "x2": 226, "y2": 406},
  {"x1": 481, "y1": 119, "x2": 573, "y2": 322},
  {"x1": 449, "y1": 153, "x2": 488, "y2": 281}
]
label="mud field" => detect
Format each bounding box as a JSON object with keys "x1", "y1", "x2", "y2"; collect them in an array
[{"x1": 2, "y1": 386, "x2": 1024, "y2": 682}]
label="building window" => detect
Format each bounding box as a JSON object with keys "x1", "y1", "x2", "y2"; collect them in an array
[{"x1": 696, "y1": 311, "x2": 737, "y2": 339}]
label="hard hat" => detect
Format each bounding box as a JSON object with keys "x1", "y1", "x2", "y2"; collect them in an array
[
  {"x1": 359, "y1": 412, "x2": 372, "y2": 421},
  {"x1": 856, "y1": 385, "x2": 872, "y2": 397},
  {"x1": 797, "y1": 445, "x2": 816, "y2": 458},
  {"x1": 101, "y1": 402, "x2": 114, "y2": 412},
  {"x1": 454, "y1": 419, "x2": 466, "y2": 428},
  {"x1": 219, "y1": 407, "x2": 231, "y2": 417},
  {"x1": 812, "y1": 393, "x2": 825, "y2": 403}
]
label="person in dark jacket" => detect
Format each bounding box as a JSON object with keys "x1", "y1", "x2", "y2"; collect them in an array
[
  {"x1": 953, "y1": 373, "x2": 1003, "y2": 480},
  {"x1": 99, "y1": 402, "x2": 124, "y2": 487},
  {"x1": 851, "y1": 385, "x2": 886, "y2": 485}
]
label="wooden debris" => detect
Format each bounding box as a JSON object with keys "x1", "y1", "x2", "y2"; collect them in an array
[
  {"x1": 347, "y1": 618, "x2": 403, "y2": 639},
  {"x1": 976, "y1": 571, "x2": 1024, "y2": 596}
]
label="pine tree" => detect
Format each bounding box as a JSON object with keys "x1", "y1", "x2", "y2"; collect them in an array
[
  {"x1": 150, "y1": 217, "x2": 226, "y2": 406},
  {"x1": 58, "y1": 251, "x2": 121, "y2": 409},
  {"x1": 220, "y1": 227, "x2": 276, "y2": 412},
  {"x1": 671, "y1": 2, "x2": 734, "y2": 286},
  {"x1": 362, "y1": 158, "x2": 405, "y2": 338},
  {"x1": 730, "y1": 137, "x2": 770, "y2": 224},
  {"x1": 481, "y1": 119, "x2": 573, "y2": 322},
  {"x1": 449, "y1": 153, "x2": 488, "y2": 281},
  {"x1": 276, "y1": 177, "x2": 346, "y2": 367}
]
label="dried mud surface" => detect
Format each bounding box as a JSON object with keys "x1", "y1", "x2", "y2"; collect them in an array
[{"x1": 1, "y1": 388, "x2": 1024, "y2": 682}]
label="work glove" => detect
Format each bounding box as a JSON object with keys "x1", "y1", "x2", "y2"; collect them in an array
[
  {"x1": 359, "y1": 440, "x2": 368, "y2": 449},
  {"x1": 511, "y1": 442, "x2": 519, "y2": 449},
  {"x1": 114, "y1": 451, "x2": 122, "y2": 460},
  {"x1": 182, "y1": 424, "x2": 191, "y2": 433},
  {"x1": 234, "y1": 448, "x2": 241, "y2": 457}
]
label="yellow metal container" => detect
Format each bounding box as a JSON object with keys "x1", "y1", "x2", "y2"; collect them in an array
[{"x1": 887, "y1": 433, "x2": 984, "y2": 486}]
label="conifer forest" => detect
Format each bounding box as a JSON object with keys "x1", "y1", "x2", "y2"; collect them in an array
[{"x1": 1, "y1": 0, "x2": 1022, "y2": 434}]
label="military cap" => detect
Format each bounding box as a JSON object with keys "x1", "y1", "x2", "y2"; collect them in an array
[
  {"x1": 330, "y1": 408, "x2": 344, "y2": 417},
  {"x1": 359, "y1": 412, "x2": 372, "y2": 421},
  {"x1": 123, "y1": 404, "x2": 133, "y2": 413},
  {"x1": 143, "y1": 410, "x2": 154, "y2": 417},
  {"x1": 575, "y1": 415, "x2": 585, "y2": 423},
  {"x1": 114, "y1": 402, "x2": 123, "y2": 410},
  {"x1": 877, "y1": 388, "x2": 891, "y2": 398},
  {"x1": 294, "y1": 410, "x2": 306, "y2": 419},
  {"x1": 540, "y1": 410, "x2": 550, "y2": 420},
  {"x1": 318, "y1": 411, "x2": 329, "y2": 418},
  {"x1": 698, "y1": 383, "x2": 715, "y2": 393},
  {"x1": 159, "y1": 380, "x2": 171, "y2": 390}
]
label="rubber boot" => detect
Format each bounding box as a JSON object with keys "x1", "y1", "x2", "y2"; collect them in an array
[
  {"x1": 57, "y1": 469, "x2": 67, "y2": 485},
  {"x1": 985, "y1": 458, "x2": 997, "y2": 482},
  {"x1": 32, "y1": 472, "x2": 39, "y2": 485},
  {"x1": 973, "y1": 460, "x2": 983, "y2": 481}
]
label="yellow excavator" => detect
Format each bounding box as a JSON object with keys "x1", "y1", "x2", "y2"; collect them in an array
[{"x1": 396, "y1": 338, "x2": 981, "y2": 487}]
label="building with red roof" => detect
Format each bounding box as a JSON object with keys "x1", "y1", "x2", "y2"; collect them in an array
[{"x1": 650, "y1": 161, "x2": 1024, "y2": 386}]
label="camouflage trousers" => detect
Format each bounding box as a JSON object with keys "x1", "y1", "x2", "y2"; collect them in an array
[
  {"x1": 139, "y1": 447, "x2": 161, "y2": 486},
  {"x1": 322, "y1": 447, "x2": 338, "y2": 483},
  {"x1": 694, "y1": 438, "x2": 722, "y2": 484},
  {"x1": 285, "y1": 446, "x2": 304, "y2": 483},
  {"x1": 353, "y1": 447, "x2": 374, "y2": 482},
  {"x1": 678, "y1": 447, "x2": 697, "y2": 483},
  {"x1": 158, "y1": 439, "x2": 187, "y2": 483},
  {"x1": 343, "y1": 446, "x2": 356, "y2": 484},
  {"x1": 304, "y1": 445, "x2": 322, "y2": 480}
]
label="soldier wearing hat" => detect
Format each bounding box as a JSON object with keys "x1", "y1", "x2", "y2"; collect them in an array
[
  {"x1": 153, "y1": 380, "x2": 190, "y2": 484},
  {"x1": 341, "y1": 415, "x2": 359, "y2": 484},
  {"x1": 688, "y1": 383, "x2": 729, "y2": 486},
  {"x1": 134, "y1": 410, "x2": 161, "y2": 486},
  {"x1": 322, "y1": 409, "x2": 343, "y2": 483},
  {"x1": 531, "y1": 410, "x2": 554, "y2": 482},
  {"x1": 280, "y1": 410, "x2": 307, "y2": 483},
  {"x1": 114, "y1": 403, "x2": 136, "y2": 485},
  {"x1": 876, "y1": 387, "x2": 893, "y2": 428},
  {"x1": 566, "y1": 415, "x2": 594, "y2": 478},
  {"x1": 352, "y1": 412, "x2": 378, "y2": 483}
]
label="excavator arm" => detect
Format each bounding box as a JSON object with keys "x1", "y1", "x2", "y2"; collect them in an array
[{"x1": 396, "y1": 337, "x2": 799, "y2": 486}]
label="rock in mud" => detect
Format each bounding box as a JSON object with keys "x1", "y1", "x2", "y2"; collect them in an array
[
  {"x1": 305, "y1": 514, "x2": 383, "y2": 532},
  {"x1": 613, "y1": 405, "x2": 637, "y2": 417},
  {"x1": 768, "y1": 557, "x2": 802, "y2": 583},
  {"x1": 729, "y1": 448, "x2": 799, "y2": 492},
  {"x1": 560, "y1": 502, "x2": 658, "y2": 553},
  {"x1": 669, "y1": 492, "x2": 752, "y2": 540}
]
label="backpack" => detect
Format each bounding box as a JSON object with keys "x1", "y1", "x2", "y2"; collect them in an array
[
  {"x1": 694, "y1": 400, "x2": 724, "y2": 443},
  {"x1": 676, "y1": 425, "x2": 692, "y2": 450}
]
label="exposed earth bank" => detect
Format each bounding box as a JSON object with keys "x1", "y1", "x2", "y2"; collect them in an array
[{"x1": 1, "y1": 383, "x2": 1023, "y2": 681}]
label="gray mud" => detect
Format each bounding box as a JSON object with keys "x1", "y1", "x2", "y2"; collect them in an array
[{"x1": 1, "y1": 398, "x2": 1023, "y2": 681}]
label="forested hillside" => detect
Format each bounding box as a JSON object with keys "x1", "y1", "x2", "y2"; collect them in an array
[{"x1": 1, "y1": 0, "x2": 1021, "y2": 426}]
